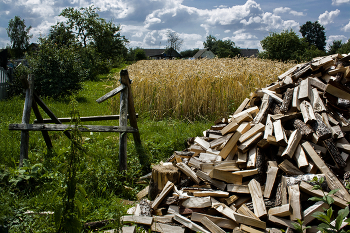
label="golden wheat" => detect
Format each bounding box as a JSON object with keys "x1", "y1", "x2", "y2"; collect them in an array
[{"x1": 115, "y1": 57, "x2": 294, "y2": 120}]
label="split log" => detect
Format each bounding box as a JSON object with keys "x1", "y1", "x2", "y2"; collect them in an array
[
  {"x1": 298, "y1": 78, "x2": 312, "y2": 101},
  {"x1": 234, "y1": 98, "x2": 251, "y2": 115},
  {"x1": 152, "y1": 181, "x2": 174, "y2": 209},
  {"x1": 200, "y1": 216, "x2": 226, "y2": 233},
  {"x1": 264, "y1": 115, "x2": 274, "y2": 140},
  {"x1": 281, "y1": 129, "x2": 302, "y2": 158},
  {"x1": 300, "y1": 100, "x2": 316, "y2": 124},
  {"x1": 196, "y1": 170, "x2": 226, "y2": 191},
  {"x1": 182, "y1": 197, "x2": 212, "y2": 208},
  {"x1": 239, "y1": 123, "x2": 265, "y2": 143},
  {"x1": 273, "y1": 120, "x2": 288, "y2": 146},
  {"x1": 151, "y1": 222, "x2": 184, "y2": 233},
  {"x1": 303, "y1": 201, "x2": 329, "y2": 225},
  {"x1": 173, "y1": 213, "x2": 210, "y2": 233},
  {"x1": 294, "y1": 145, "x2": 309, "y2": 168},
  {"x1": 209, "y1": 168, "x2": 242, "y2": 184},
  {"x1": 280, "y1": 88, "x2": 294, "y2": 113},
  {"x1": 264, "y1": 161, "x2": 279, "y2": 198},
  {"x1": 323, "y1": 138, "x2": 346, "y2": 168},
  {"x1": 311, "y1": 88, "x2": 326, "y2": 112},
  {"x1": 191, "y1": 212, "x2": 238, "y2": 230},
  {"x1": 254, "y1": 94, "x2": 273, "y2": 124},
  {"x1": 291, "y1": 118, "x2": 314, "y2": 140},
  {"x1": 288, "y1": 184, "x2": 302, "y2": 221},
  {"x1": 291, "y1": 86, "x2": 300, "y2": 111},
  {"x1": 219, "y1": 132, "x2": 241, "y2": 159},
  {"x1": 238, "y1": 132, "x2": 264, "y2": 153},
  {"x1": 267, "y1": 215, "x2": 296, "y2": 230},
  {"x1": 176, "y1": 162, "x2": 200, "y2": 184},
  {"x1": 121, "y1": 215, "x2": 153, "y2": 226},
  {"x1": 248, "y1": 179, "x2": 267, "y2": 218},
  {"x1": 278, "y1": 160, "x2": 304, "y2": 176},
  {"x1": 247, "y1": 147, "x2": 257, "y2": 169},
  {"x1": 312, "y1": 113, "x2": 332, "y2": 140}
]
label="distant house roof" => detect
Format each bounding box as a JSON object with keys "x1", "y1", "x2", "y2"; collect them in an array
[
  {"x1": 193, "y1": 48, "x2": 215, "y2": 59},
  {"x1": 143, "y1": 48, "x2": 181, "y2": 58},
  {"x1": 239, "y1": 49, "x2": 259, "y2": 57}
]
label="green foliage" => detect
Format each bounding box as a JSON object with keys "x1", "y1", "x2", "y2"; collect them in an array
[
  {"x1": 337, "y1": 39, "x2": 350, "y2": 54},
  {"x1": 6, "y1": 16, "x2": 32, "y2": 58},
  {"x1": 203, "y1": 35, "x2": 240, "y2": 58},
  {"x1": 48, "y1": 22, "x2": 76, "y2": 48},
  {"x1": 300, "y1": 21, "x2": 327, "y2": 51},
  {"x1": 127, "y1": 47, "x2": 147, "y2": 61},
  {"x1": 7, "y1": 63, "x2": 31, "y2": 97},
  {"x1": 328, "y1": 40, "x2": 343, "y2": 55},
  {"x1": 27, "y1": 38, "x2": 85, "y2": 98},
  {"x1": 308, "y1": 176, "x2": 350, "y2": 233},
  {"x1": 180, "y1": 48, "x2": 200, "y2": 58},
  {"x1": 291, "y1": 219, "x2": 311, "y2": 233}
]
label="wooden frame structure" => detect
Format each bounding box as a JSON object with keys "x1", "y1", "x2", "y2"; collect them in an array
[{"x1": 9, "y1": 69, "x2": 141, "y2": 171}]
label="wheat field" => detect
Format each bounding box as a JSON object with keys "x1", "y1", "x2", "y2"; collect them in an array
[{"x1": 120, "y1": 57, "x2": 294, "y2": 120}]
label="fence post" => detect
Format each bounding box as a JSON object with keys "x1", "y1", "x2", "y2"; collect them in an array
[
  {"x1": 119, "y1": 78, "x2": 129, "y2": 171},
  {"x1": 19, "y1": 75, "x2": 33, "y2": 167}
]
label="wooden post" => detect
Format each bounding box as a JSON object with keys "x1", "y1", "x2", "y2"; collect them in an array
[
  {"x1": 119, "y1": 80, "x2": 129, "y2": 171},
  {"x1": 19, "y1": 75, "x2": 33, "y2": 167},
  {"x1": 32, "y1": 100, "x2": 53, "y2": 150}
]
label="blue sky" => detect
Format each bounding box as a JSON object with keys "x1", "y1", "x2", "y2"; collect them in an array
[{"x1": 0, "y1": 0, "x2": 349, "y2": 51}]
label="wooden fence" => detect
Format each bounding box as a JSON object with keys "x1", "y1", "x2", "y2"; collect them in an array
[{"x1": 0, "y1": 67, "x2": 8, "y2": 100}]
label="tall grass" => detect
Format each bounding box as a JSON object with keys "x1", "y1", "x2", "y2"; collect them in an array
[{"x1": 125, "y1": 57, "x2": 295, "y2": 120}]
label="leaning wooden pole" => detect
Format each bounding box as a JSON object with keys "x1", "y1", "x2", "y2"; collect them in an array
[
  {"x1": 19, "y1": 75, "x2": 34, "y2": 167},
  {"x1": 119, "y1": 77, "x2": 129, "y2": 171}
]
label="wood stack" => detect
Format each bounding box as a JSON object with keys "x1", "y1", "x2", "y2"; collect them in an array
[{"x1": 122, "y1": 53, "x2": 350, "y2": 233}]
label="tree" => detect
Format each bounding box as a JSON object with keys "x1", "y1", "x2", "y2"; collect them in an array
[
  {"x1": 300, "y1": 21, "x2": 326, "y2": 51},
  {"x1": 203, "y1": 35, "x2": 240, "y2": 58},
  {"x1": 180, "y1": 48, "x2": 200, "y2": 58},
  {"x1": 337, "y1": 39, "x2": 350, "y2": 54},
  {"x1": 6, "y1": 16, "x2": 32, "y2": 58},
  {"x1": 166, "y1": 30, "x2": 183, "y2": 57},
  {"x1": 328, "y1": 40, "x2": 343, "y2": 55},
  {"x1": 260, "y1": 30, "x2": 307, "y2": 62},
  {"x1": 48, "y1": 22, "x2": 76, "y2": 48}
]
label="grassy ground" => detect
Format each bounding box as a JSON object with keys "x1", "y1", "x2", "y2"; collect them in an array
[{"x1": 0, "y1": 66, "x2": 212, "y2": 232}]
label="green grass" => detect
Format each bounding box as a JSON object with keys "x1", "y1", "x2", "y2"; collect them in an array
[{"x1": 0, "y1": 66, "x2": 212, "y2": 232}]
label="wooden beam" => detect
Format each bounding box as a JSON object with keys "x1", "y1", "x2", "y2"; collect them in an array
[
  {"x1": 34, "y1": 114, "x2": 138, "y2": 123},
  {"x1": 248, "y1": 179, "x2": 267, "y2": 218},
  {"x1": 301, "y1": 141, "x2": 350, "y2": 202},
  {"x1": 9, "y1": 124, "x2": 137, "y2": 133},
  {"x1": 96, "y1": 84, "x2": 126, "y2": 103}
]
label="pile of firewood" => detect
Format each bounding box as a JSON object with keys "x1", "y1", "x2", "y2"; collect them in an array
[{"x1": 120, "y1": 53, "x2": 350, "y2": 233}]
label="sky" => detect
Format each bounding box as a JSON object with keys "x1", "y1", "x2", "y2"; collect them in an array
[{"x1": 0, "y1": 0, "x2": 350, "y2": 52}]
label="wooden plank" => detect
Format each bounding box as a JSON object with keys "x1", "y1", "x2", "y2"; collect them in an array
[
  {"x1": 210, "y1": 168, "x2": 242, "y2": 184},
  {"x1": 191, "y1": 212, "x2": 238, "y2": 230},
  {"x1": 182, "y1": 197, "x2": 212, "y2": 208},
  {"x1": 34, "y1": 114, "x2": 137, "y2": 123},
  {"x1": 19, "y1": 75, "x2": 34, "y2": 167},
  {"x1": 173, "y1": 213, "x2": 210, "y2": 233},
  {"x1": 239, "y1": 123, "x2": 265, "y2": 143},
  {"x1": 211, "y1": 198, "x2": 266, "y2": 229},
  {"x1": 264, "y1": 161, "x2": 278, "y2": 198},
  {"x1": 303, "y1": 201, "x2": 329, "y2": 225},
  {"x1": 281, "y1": 129, "x2": 302, "y2": 158},
  {"x1": 299, "y1": 181, "x2": 348, "y2": 208},
  {"x1": 273, "y1": 120, "x2": 288, "y2": 146},
  {"x1": 288, "y1": 184, "x2": 302, "y2": 221},
  {"x1": 176, "y1": 162, "x2": 200, "y2": 184},
  {"x1": 152, "y1": 181, "x2": 174, "y2": 209},
  {"x1": 96, "y1": 84, "x2": 126, "y2": 103},
  {"x1": 248, "y1": 179, "x2": 267, "y2": 218},
  {"x1": 9, "y1": 124, "x2": 137, "y2": 133},
  {"x1": 201, "y1": 216, "x2": 226, "y2": 233},
  {"x1": 268, "y1": 204, "x2": 292, "y2": 217},
  {"x1": 278, "y1": 160, "x2": 303, "y2": 176},
  {"x1": 219, "y1": 132, "x2": 241, "y2": 159},
  {"x1": 196, "y1": 170, "x2": 226, "y2": 191},
  {"x1": 121, "y1": 215, "x2": 153, "y2": 225},
  {"x1": 301, "y1": 141, "x2": 350, "y2": 202}
]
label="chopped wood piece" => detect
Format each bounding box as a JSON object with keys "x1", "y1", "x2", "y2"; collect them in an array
[
  {"x1": 291, "y1": 118, "x2": 314, "y2": 139},
  {"x1": 196, "y1": 170, "x2": 226, "y2": 191},
  {"x1": 198, "y1": 153, "x2": 218, "y2": 162},
  {"x1": 221, "y1": 195, "x2": 239, "y2": 206},
  {"x1": 240, "y1": 224, "x2": 265, "y2": 233},
  {"x1": 182, "y1": 197, "x2": 212, "y2": 208},
  {"x1": 232, "y1": 106, "x2": 259, "y2": 120},
  {"x1": 331, "y1": 125, "x2": 344, "y2": 139},
  {"x1": 291, "y1": 86, "x2": 301, "y2": 111},
  {"x1": 191, "y1": 212, "x2": 238, "y2": 229},
  {"x1": 301, "y1": 142, "x2": 350, "y2": 203},
  {"x1": 151, "y1": 222, "x2": 184, "y2": 233},
  {"x1": 194, "y1": 137, "x2": 211, "y2": 151},
  {"x1": 237, "y1": 151, "x2": 248, "y2": 164},
  {"x1": 150, "y1": 164, "x2": 180, "y2": 197},
  {"x1": 267, "y1": 215, "x2": 296, "y2": 230},
  {"x1": 210, "y1": 168, "x2": 243, "y2": 184},
  {"x1": 237, "y1": 204, "x2": 260, "y2": 220},
  {"x1": 264, "y1": 161, "x2": 279, "y2": 198},
  {"x1": 173, "y1": 213, "x2": 210, "y2": 233},
  {"x1": 188, "y1": 157, "x2": 201, "y2": 169},
  {"x1": 211, "y1": 198, "x2": 266, "y2": 229},
  {"x1": 288, "y1": 184, "x2": 302, "y2": 221},
  {"x1": 309, "y1": 77, "x2": 327, "y2": 91},
  {"x1": 280, "y1": 88, "x2": 294, "y2": 113},
  {"x1": 226, "y1": 184, "x2": 250, "y2": 193},
  {"x1": 303, "y1": 201, "x2": 329, "y2": 225},
  {"x1": 137, "y1": 186, "x2": 149, "y2": 200},
  {"x1": 201, "y1": 216, "x2": 226, "y2": 233},
  {"x1": 282, "y1": 129, "x2": 302, "y2": 158},
  {"x1": 325, "y1": 82, "x2": 350, "y2": 101},
  {"x1": 232, "y1": 168, "x2": 259, "y2": 177},
  {"x1": 152, "y1": 181, "x2": 174, "y2": 209},
  {"x1": 121, "y1": 215, "x2": 153, "y2": 226},
  {"x1": 323, "y1": 138, "x2": 346, "y2": 168},
  {"x1": 238, "y1": 132, "x2": 264, "y2": 153},
  {"x1": 268, "y1": 204, "x2": 292, "y2": 217},
  {"x1": 261, "y1": 89, "x2": 283, "y2": 103},
  {"x1": 273, "y1": 120, "x2": 288, "y2": 146},
  {"x1": 312, "y1": 113, "x2": 332, "y2": 140},
  {"x1": 298, "y1": 78, "x2": 312, "y2": 101},
  {"x1": 247, "y1": 147, "x2": 257, "y2": 169},
  {"x1": 254, "y1": 94, "x2": 273, "y2": 124},
  {"x1": 193, "y1": 190, "x2": 229, "y2": 197},
  {"x1": 176, "y1": 162, "x2": 200, "y2": 184},
  {"x1": 219, "y1": 132, "x2": 242, "y2": 159},
  {"x1": 210, "y1": 133, "x2": 233, "y2": 148},
  {"x1": 239, "y1": 123, "x2": 265, "y2": 143},
  {"x1": 337, "y1": 143, "x2": 350, "y2": 154},
  {"x1": 300, "y1": 100, "x2": 316, "y2": 124},
  {"x1": 234, "y1": 98, "x2": 251, "y2": 115},
  {"x1": 278, "y1": 160, "x2": 304, "y2": 176},
  {"x1": 294, "y1": 145, "x2": 309, "y2": 168},
  {"x1": 299, "y1": 181, "x2": 348, "y2": 208},
  {"x1": 248, "y1": 179, "x2": 267, "y2": 218},
  {"x1": 237, "y1": 122, "x2": 252, "y2": 134},
  {"x1": 311, "y1": 88, "x2": 326, "y2": 112},
  {"x1": 222, "y1": 112, "x2": 253, "y2": 135},
  {"x1": 264, "y1": 115, "x2": 274, "y2": 140}
]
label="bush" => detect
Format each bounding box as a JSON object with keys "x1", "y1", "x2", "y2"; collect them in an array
[{"x1": 28, "y1": 38, "x2": 85, "y2": 98}]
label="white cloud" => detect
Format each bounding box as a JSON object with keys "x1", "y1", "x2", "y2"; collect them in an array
[
  {"x1": 224, "y1": 30, "x2": 231, "y2": 33},
  {"x1": 332, "y1": 0, "x2": 350, "y2": 5},
  {"x1": 273, "y1": 7, "x2": 290, "y2": 14},
  {"x1": 289, "y1": 10, "x2": 305, "y2": 16},
  {"x1": 343, "y1": 21, "x2": 350, "y2": 32},
  {"x1": 318, "y1": 9, "x2": 340, "y2": 25}
]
